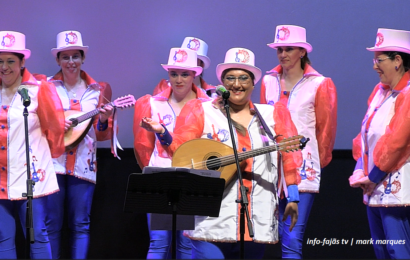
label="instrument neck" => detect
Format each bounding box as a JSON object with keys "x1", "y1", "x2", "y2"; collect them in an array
[
  {"x1": 220, "y1": 144, "x2": 278, "y2": 167},
  {"x1": 75, "y1": 101, "x2": 114, "y2": 124}
]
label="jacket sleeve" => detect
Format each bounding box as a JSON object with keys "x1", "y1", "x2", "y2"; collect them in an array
[
  {"x1": 352, "y1": 132, "x2": 364, "y2": 174},
  {"x1": 160, "y1": 99, "x2": 205, "y2": 157},
  {"x1": 260, "y1": 76, "x2": 268, "y2": 104},
  {"x1": 314, "y1": 77, "x2": 337, "y2": 168},
  {"x1": 273, "y1": 102, "x2": 302, "y2": 187},
  {"x1": 37, "y1": 80, "x2": 65, "y2": 158},
  {"x1": 133, "y1": 95, "x2": 155, "y2": 168},
  {"x1": 94, "y1": 82, "x2": 114, "y2": 141},
  {"x1": 352, "y1": 133, "x2": 362, "y2": 161},
  {"x1": 373, "y1": 88, "x2": 410, "y2": 172},
  {"x1": 152, "y1": 79, "x2": 170, "y2": 96}
]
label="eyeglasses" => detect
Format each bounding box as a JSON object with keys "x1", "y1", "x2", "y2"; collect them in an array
[
  {"x1": 224, "y1": 76, "x2": 250, "y2": 85},
  {"x1": 373, "y1": 57, "x2": 391, "y2": 65}
]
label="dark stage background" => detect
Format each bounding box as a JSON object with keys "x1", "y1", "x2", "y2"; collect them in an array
[{"x1": 15, "y1": 148, "x2": 374, "y2": 259}]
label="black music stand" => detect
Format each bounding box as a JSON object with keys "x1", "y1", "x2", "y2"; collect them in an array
[{"x1": 124, "y1": 171, "x2": 225, "y2": 259}]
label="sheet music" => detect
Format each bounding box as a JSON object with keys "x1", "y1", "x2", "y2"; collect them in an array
[{"x1": 141, "y1": 167, "x2": 221, "y2": 230}]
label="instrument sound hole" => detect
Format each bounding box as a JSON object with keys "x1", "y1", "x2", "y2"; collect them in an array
[{"x1": 206, "y1": 156, "x2": 221, "y2": 170}]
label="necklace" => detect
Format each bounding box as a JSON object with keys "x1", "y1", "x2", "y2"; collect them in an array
[
  {"x1": 70, "y1": 89, "x2": 77, "y2": 98},
  {"x1": 67, "y1": 79, "x2": 85, "y2": 99}
]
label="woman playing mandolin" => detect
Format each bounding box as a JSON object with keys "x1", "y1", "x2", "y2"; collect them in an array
[
  {"x1": 133, "y1": 47, "x2": 211, "y2": 259},
  {"x1": 42, "y1": 30, "x2": 115, "y2": 259},
  {"x1": 139, "y1": 47, "x2": 302, "y2": 259}
]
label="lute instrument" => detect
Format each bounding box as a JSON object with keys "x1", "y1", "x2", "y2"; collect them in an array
[
  {"x1": 64, "y1": 94, "x2": 135, "y2": 151},
  {"x1": 172, "y1": 135, "x2": 309, "y2": 186}
]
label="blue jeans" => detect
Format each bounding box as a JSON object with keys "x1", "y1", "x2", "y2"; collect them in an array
[
  {"x1": 146, "y1": 214, "x2": 192, "y2": 259},
  {"x1": 279, "y1": 192, "x2": 316, "y2": 259},
  {"x1": 0, "y1": 197, "x2": 51, "y2": 259},
  {"x1": 46, "y1": 174, "x2": 95, "y2": 259},
  {"x1": 367, "y1": 206, "x2": 410, "y2": 259},
  {"x1": 191, "y1": 240, "x2": 265, "y2": 259}
]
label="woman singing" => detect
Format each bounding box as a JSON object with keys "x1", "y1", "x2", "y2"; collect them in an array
[
  {"x1": 139, "y1": 47, "x2": 302, "y2": 259},
  {"x1": 0, "y1": 31, "x2": 65, "y2": 259}
]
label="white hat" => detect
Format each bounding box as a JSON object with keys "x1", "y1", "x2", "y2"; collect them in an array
[
  {"x1": 0, "y1": 31, "x2": 31, "y2": 59},
  {"x1": 161, "y1": 48, "x2": 203, "y2": 76},
  {"x1": 267, "y1": 25, "x2": 313, "y2": 53},
  {"x1": 367, "y1": 28, "x2": 410, "y2": 55},
  {"x1": 216, "y1": 47, "x2": 262, "y2": 85},
  {"x1": 51, "y1": 30, "x2": 89, "y2": 57},
  {"x1": 181, "y1": 37, "x2": 211, "y2": 69}
]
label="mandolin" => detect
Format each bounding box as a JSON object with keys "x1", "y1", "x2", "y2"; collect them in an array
[
  {"x1": 172, "y1": 135, "x2": 309, "y2": 186},
  {"x1": 64, "y1": 94, "x2": 136, "y2": 151}
]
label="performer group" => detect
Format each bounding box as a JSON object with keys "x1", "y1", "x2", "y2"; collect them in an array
[{"x1": 0, "y1": 24, "x2": 409, "y2": 259}]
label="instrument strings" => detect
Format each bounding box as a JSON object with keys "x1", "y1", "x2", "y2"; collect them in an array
[
  {"x1": 183, "y1": 140, "x2": 300, "y2": 169},
  {"x1": 75, "y1": 101, "x2": 115, "y2": 124}
]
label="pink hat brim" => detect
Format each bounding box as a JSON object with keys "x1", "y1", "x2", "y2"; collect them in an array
[
  {"x1": 51, "y1": 46, "x2": 89, "y2": 57},
  {"x1": 197, "y1": 55, "x2": 211, "y2": 69},
  {"x1": 366, "y1": 46, "x2": 410, "y2": 55},
  {"x1": 216, "y1": 63, "x2": 262, "y2": 85},
  {"x1": 267, "y1": 42, "x2": 313, "y2": 53},
  {"x1": 161, "y1": 65, "x2": 203, "y2": 76},
  {"x1": 0, "y1": 49, "x2": 31, "y2": 59}
]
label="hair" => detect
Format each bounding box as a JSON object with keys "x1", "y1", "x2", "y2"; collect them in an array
[
  {"x1": 57, "y1": 50, "x2": 84, "y2": 59},
  {"x1": 383, "y1": 51, "x2": 410, "y2": 72},
  {"x1": 197, "y1": 59, "x2": 205, "y2": 67},
  {"x1": 197, "y1": 58, "x2": 204, "y2": 78},
  {"x1": 299, "y1": 48, "x2": 311, "y2": 70},
  {"x1": 0, "y1": 52, "x2": 24, "y2": 61},
  {"x1": 217, "y1": 68, "x2": 256, "y2": 136}
]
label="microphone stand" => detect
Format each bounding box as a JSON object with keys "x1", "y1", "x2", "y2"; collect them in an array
[
  {"x1": 21, "y1": 102, "x2": 34, "y2": 258},
  {"x1": 221, "y1": 91, "x2": 254, "y2": 259}
]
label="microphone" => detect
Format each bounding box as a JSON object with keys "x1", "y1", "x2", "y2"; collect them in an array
[
  {"x1": 18, "y1": 86, "x2": 31, "y2": 107},
  {"x1": 216, "y1": 85, "x2": 230, "y2": 98}
]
